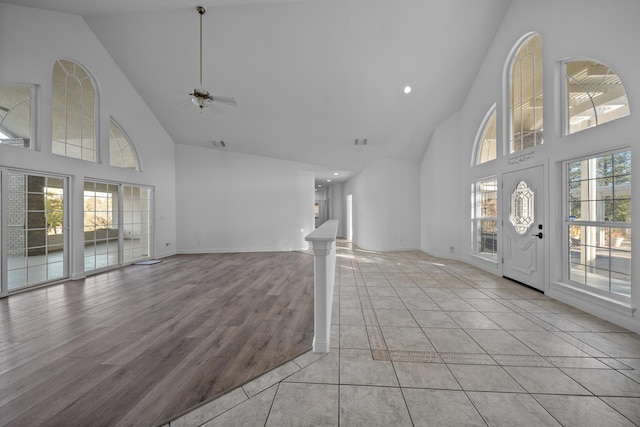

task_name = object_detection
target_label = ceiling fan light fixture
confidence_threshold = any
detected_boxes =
[185,6,236,112]
[191,88,212,109]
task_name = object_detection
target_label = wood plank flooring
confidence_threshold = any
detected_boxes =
[0,251,314,426]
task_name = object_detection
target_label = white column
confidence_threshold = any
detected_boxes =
[305,220,338,353]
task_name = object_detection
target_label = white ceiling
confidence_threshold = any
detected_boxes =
[5,0,512,185]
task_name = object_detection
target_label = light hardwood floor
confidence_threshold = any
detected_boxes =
[0,251,314,426]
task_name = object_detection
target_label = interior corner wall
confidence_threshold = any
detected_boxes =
[420,111,463,259]
[175,144,315,252]
[344,158,420,252]
[0,4,177,269]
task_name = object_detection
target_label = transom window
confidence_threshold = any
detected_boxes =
[565,150,631,297]
[475,107,497,165]
[509,33,543,154]
[51,59,97,162]
[565,60,630,135]
[0,85,32,149]
[110,118,140,170]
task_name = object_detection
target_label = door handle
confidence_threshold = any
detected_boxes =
[532,232,543,239]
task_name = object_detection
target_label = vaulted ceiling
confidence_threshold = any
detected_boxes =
[4,0,512,183]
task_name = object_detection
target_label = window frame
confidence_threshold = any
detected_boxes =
[562,57,631,136]
[0,85,35,150]
[471,175,499,263]
[562,148,631,300]
[51,59,99,162]
[506,32,543,155]
[109,117,141,171]
[472,105,497,166]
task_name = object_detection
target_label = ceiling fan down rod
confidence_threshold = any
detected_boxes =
[197,5,206,87]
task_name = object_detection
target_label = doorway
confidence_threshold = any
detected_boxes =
[2,171,68,293]
[502,165,545,291]
[346,194,353,241]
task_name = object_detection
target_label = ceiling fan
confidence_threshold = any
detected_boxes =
[188,6,236,111]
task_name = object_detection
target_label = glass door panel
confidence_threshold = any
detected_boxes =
[6,171,67,291]
[123,185,151,262]
[84,180,120,272]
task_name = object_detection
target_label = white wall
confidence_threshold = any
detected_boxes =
[420,111,464,259]
[344,158,420,251]
[175,144,315,252]
[421,0,640,330]
[0,4,177,277]
[328,183,344,238]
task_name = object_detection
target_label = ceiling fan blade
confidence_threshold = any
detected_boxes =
[211,95,237,106]
[178,98,193,108]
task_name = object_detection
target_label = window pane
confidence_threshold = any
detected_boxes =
[472,177,497,260]
[7,172,68,290]
[84,180,120,272]
[109,119,140,170]
[0,86,32,148]
[566,60,630,135]
[510,34,543,153]
[52,59,96,162]
[476,109,496,164]
[123,185,152,263]
[566,149,631,298]
[509,180,534,234]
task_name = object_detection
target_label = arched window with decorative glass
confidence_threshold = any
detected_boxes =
[509,33,543,154]
[474,106,497,165]
[0,85,32,149]
[51,59,97,162]
[109,118,140,171]
[564,59,630,135]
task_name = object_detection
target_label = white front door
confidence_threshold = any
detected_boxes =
[502,165,545,291]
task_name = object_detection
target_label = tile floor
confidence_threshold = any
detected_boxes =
[169,243,640,426]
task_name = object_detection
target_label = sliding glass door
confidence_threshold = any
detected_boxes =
[84,181,152,273]
[4,171,67,291]
[0,172,151,293]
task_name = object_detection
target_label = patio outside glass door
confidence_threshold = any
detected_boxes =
[5,171,67,291]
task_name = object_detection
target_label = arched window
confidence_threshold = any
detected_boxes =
[51,59,97,161]
[109,118,140,170]
[474,106,497,165]
[0,85,32,149]
[509,34,543,154]
[564,60,630,134]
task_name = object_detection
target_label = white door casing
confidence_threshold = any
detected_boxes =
[502,165,545,291]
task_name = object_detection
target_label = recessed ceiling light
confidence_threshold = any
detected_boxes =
[327,179,332,182]
[404,86,412,94]
[318,184,322,187]
[333,172,339,176]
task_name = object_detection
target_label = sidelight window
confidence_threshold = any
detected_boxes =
[472,177,498,261]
